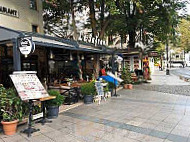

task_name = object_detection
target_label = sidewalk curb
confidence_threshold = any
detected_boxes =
[179,75,190,82]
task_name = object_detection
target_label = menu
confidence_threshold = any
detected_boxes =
[10,73,49,100]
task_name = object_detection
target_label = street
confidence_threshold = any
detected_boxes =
[170,67,190,79]
[1,68,190,142]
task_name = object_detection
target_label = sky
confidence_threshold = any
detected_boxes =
[187,4,190,15]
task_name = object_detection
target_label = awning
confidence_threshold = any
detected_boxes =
[0,26,113,54]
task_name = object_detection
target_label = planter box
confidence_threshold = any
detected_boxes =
[84,95,93,104]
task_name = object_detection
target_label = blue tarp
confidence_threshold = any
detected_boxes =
[100,75,118,86]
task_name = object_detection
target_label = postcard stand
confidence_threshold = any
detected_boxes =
[10,71,51,137]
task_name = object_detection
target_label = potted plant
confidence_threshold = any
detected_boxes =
[81,81,96,104]
[0,85,23,135]
[46,90,64,119]
[121,66,133,89]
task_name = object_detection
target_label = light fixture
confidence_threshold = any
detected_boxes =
[65,60,68,63]
[6,43,13,47]
[70,51,73,61]
[81,55,84,60]
[50,50,54,59]
[91,56,94,60]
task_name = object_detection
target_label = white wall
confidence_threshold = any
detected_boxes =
[0,0,43,33]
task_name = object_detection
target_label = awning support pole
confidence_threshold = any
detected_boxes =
[13,38,21,71]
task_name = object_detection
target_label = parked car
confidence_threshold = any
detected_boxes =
[171,63,183,68]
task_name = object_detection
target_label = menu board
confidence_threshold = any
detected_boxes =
[10,72,49,100]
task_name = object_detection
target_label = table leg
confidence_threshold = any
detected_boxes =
[37,101,52,125]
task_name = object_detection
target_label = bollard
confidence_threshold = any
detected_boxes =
[166,69,170,75]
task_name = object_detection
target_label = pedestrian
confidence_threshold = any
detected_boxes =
[159,64,162,71]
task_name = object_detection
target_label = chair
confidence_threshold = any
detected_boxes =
[60,86,78,105]
[95,81,106,105]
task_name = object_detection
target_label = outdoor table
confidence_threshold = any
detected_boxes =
[39,96,56,125]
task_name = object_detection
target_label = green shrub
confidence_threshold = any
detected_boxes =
[81,81,96,96]
[121,64,132,84]
[46,90,64,106]
[0,85,23,122]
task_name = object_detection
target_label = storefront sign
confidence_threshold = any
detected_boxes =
[148,51,158,57]
[0,6,19,17]
[10,72,49,100]
[19,38,35,56]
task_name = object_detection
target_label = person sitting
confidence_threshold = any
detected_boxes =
[100,66,107,76]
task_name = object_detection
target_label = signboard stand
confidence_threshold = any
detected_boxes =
[20,100,40,137]
[10,71,55,137]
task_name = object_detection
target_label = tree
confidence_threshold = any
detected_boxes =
[106,0,187,48]
[178,17,190,52]
[43,0,187,49]
[43,0,80,39]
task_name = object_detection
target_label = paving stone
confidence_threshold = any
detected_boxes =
[1,135,28,142]
[142,135,164,142]
[27,134,54,142]
[149,130,169,139]
[171,128,190,137]
[127,131,147,141]
[167,134,188,142]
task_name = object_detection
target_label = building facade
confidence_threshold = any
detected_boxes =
[0,0,43,33]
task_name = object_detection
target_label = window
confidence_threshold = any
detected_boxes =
[176,55,179,59]
[32,25,38,33]
[30,0,37,10]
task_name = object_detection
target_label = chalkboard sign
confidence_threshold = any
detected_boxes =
[10,71,49,100]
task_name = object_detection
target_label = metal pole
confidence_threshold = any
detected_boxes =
[111,52,115,74]
[170,51,171,68]
[166,40,170,75]
[13,38,21,71]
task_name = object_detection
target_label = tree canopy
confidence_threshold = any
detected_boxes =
[178,17,190,52]
[43,0,188,48]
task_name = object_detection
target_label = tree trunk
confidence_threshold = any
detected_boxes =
[89,0,97,37]
[128,30,136,48]
[99,18,110,39]
[70,0,78,40]
[100,0,105,31]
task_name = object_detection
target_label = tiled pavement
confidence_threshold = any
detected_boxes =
[1,69,190,142]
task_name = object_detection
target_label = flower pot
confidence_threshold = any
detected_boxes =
[84,95,93,104]
[47,106,59,119]
[127,84,133,89]
[1,120,18,135]
[123,84,128,89]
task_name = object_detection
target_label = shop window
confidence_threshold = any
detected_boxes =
[32,25,38,33]
[30,0,37,10]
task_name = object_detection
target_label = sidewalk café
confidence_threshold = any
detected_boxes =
[0,26,113,97]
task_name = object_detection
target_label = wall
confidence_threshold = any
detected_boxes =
[0,0,43,33]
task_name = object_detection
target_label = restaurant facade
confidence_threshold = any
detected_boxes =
[0,0,114,87]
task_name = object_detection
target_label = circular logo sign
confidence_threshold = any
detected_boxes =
[19,38,35,55]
